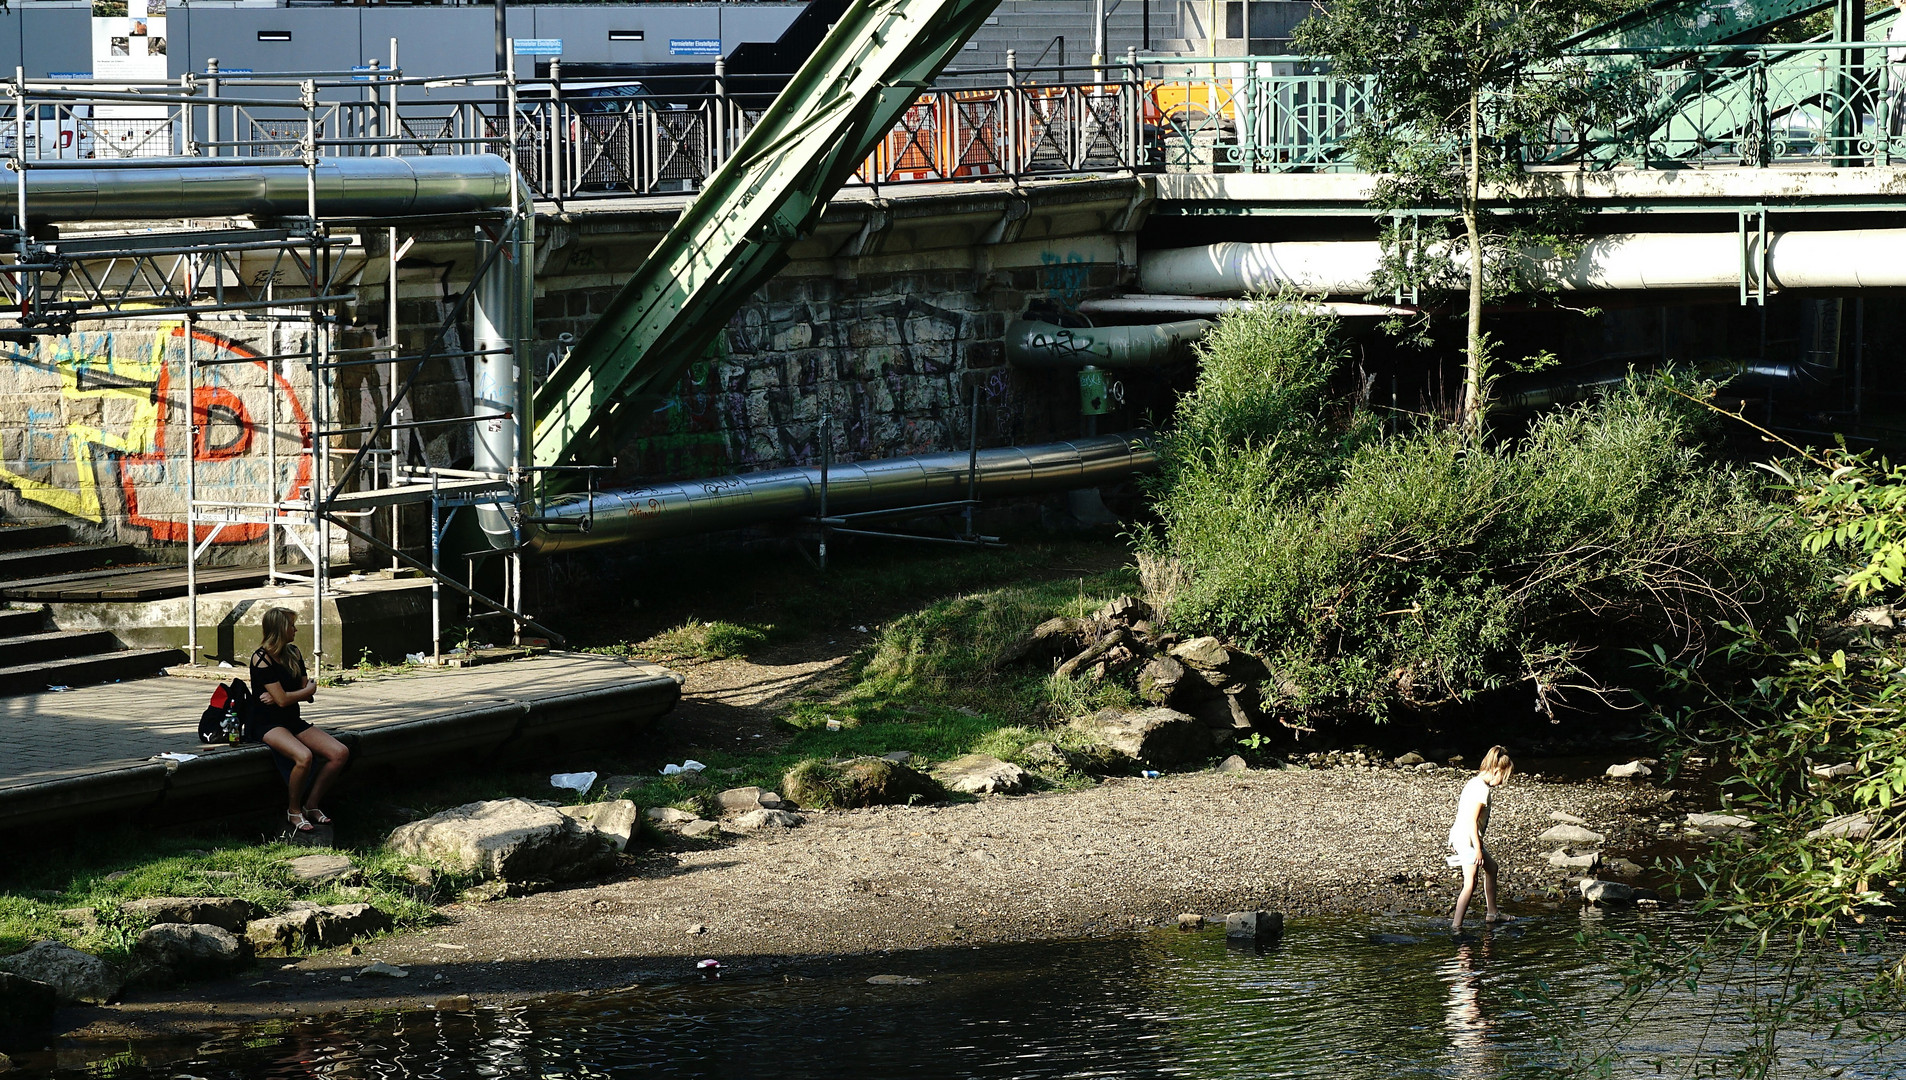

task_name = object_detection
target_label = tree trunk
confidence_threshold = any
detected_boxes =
[1462,86,1486,431]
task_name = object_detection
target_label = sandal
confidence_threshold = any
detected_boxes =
[305,808,333,826]
[287,812,316,834]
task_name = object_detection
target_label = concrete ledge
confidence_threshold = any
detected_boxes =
[0,654,683,835]
[0,762,170,831]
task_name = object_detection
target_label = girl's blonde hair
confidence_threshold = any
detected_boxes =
[260,606,306,683]
[1480,745,1515,783]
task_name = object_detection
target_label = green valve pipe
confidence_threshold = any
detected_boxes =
[1079,365,1110,416]
[1005,318,1214,370]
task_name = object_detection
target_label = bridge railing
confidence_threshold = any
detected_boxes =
[1,45,1896,204]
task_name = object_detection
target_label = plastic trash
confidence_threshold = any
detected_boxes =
[217,661,235,669]
[153,752,199,763]
[550,771,598,794]
[405,652,426,665]
[697,959,722,978]
[660,760,707,776]
[825,719,843,732]
[1141,770,1161,779]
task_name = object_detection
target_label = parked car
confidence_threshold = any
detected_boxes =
[0,104,96,159]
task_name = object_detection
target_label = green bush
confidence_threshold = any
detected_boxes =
[1141,299,1828,724]
[638,619,772,661]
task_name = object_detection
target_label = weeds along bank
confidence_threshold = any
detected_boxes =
[1134,300,1830,731]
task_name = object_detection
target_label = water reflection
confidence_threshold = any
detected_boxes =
[1440,937,1498,1080]
[29,912,1906,1080]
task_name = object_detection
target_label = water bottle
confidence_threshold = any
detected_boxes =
[1141,770,1161,779]
[223,706,240,745]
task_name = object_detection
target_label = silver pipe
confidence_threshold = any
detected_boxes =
[0,154,515,221]
[1005,317,1213,368]
[520,433,1158,556]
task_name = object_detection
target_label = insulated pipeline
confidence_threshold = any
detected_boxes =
[0,155,516,221]
[520,432,1157,555]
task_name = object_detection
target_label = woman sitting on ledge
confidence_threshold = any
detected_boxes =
[249,606,349,834]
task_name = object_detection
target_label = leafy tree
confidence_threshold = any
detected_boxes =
[1293,0,1642,426]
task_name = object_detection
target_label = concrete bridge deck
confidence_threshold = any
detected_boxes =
[0,653,682,834]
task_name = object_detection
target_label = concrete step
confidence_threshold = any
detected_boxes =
[0,608,47,639]
[0,629,125,668]
[0,525,72,553]
[0,544,143,583]
[0,647,186,696]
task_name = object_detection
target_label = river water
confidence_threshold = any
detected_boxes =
[27,909,1904,1079]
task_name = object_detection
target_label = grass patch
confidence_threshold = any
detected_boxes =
[617,619,774,662]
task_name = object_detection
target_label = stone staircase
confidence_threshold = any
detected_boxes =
[0,524,184,695]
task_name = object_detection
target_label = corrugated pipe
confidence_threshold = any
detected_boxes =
[519,433,1157,556]
[1141,230,1906,296]
[1005,318,1214,368]
[0,154,517,221]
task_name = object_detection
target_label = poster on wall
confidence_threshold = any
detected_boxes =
[91,0,171,157]
[91,0,167,81]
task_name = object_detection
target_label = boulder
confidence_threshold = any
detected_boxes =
[732,809,804,832]
[647,807,697,826]
[1177,913,1206,930]
[120,896,259,934]
[1017,741,1082,774]
[1136,655,1188,706]
[0,941,121,1005]
[783,757,945,809]
[716,787,787,814]
[0,972,56,1052]
[1225,910,1283,949]
[678,819,723,839]
[931,754,1030,796]
[1537,824,1606,845]
[128,923,245,985]
[880,751,914,765]
[1578,879,1636,905]
[1072,707,1211,767]
[1806,813,1875,841]
[559,800,640,852]
[356,961,408,978]
[1606,761,1653,780]
[1685,812,1757,839]
[286,853,357,886]
[245,910,322,957]
[1093,595,1152,625]
[1547,850,1600,872]
[386,798,618,883]
[312,904,393,948]
[1394,752,1427,767]
[1215,755,1249,774]
[1187,694,1254,733]
[1549,811,1588,826]
[1170,636,1233,672]
[1602,857,1645,878]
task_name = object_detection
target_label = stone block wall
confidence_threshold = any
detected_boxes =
[0,318,322,563]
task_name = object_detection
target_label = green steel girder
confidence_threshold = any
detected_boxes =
[1564,0,1836,55]
[1649,8,1898,159]
[531,0,1004,469]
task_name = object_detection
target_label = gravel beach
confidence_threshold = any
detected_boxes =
[71,762,1675,1042]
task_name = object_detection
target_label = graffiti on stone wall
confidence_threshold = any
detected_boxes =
[1040,251,1090,312]
[0,325,310,542]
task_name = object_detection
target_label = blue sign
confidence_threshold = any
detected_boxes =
[514,38,564,56]
[203,67,253,75]
[351,65,377,81]
[669,38,722,56]
[47,72,92,80]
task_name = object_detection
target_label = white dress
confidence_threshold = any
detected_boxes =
[1446,775,1493,867]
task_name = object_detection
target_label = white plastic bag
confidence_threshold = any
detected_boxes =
[550,771,598,794]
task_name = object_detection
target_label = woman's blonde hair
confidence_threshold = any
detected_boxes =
[259,606,306,683]
[1480,745,1515,783]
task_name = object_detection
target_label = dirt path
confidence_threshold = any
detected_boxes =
[70,760,1677,1041]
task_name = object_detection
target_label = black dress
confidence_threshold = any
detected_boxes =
[247,647,311,741]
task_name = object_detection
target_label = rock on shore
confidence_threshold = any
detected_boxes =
[387,798,621,883]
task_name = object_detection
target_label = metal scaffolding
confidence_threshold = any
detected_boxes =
[0,57,550,671]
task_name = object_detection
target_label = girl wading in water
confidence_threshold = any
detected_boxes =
[1447,745,1515,932]
[250,607,349,834]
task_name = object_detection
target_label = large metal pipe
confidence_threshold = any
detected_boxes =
[1005,317,1214,368]
[0,155,516,221]
[520,432,1157,555]
[1142,230,1906,297]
